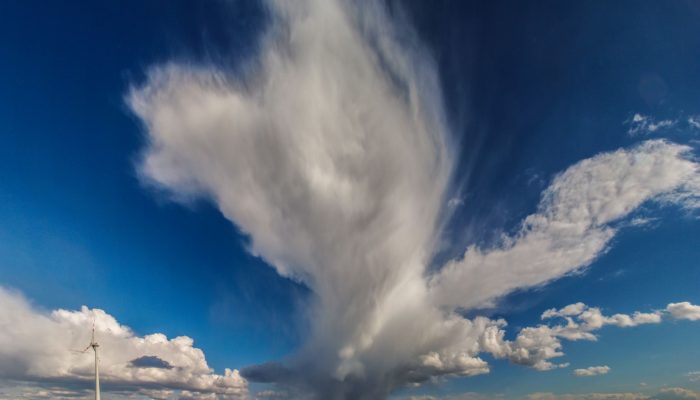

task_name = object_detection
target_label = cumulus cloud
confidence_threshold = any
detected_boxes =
[127,0,700,397]
[666,302,700,321]
[543,303,662,330]
[478,301,687,371]
[0,287,247,399]
[494,300,700,371]
[574,366,610,377]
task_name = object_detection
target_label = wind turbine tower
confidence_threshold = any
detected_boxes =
[79,325,101,400]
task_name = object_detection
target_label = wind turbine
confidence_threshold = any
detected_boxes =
[75,323,101,400]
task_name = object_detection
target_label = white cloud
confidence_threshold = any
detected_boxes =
[544,302,663,331]
[627,217,656,227]
[653,387,700,400]
[487,300,700,371]
[129,0,457,395]
[437,301,693,373]
[255,389,291,399]
[542,303,587,319]
[688,116,700,130]
[666,302,700,321]
[504,325,568,371]
[394,388,700,400]
[395,394,498,400]
[526,388,700,400]
[127,0,700,396]
[528,393,649,400]
[626,114,677,136]
[687,371,700,382]
[0,287,247,399]
[574,366,610,377]
[431,140,700,310]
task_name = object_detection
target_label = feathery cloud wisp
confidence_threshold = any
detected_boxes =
[626,114,677,136]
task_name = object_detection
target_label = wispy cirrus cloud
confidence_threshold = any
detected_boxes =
[688,116,700,130]
[625,112,700,136]
[626,114,677,136]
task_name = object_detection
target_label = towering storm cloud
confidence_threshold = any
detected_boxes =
[128,0,700,398]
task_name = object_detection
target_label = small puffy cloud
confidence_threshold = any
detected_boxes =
[495,300,697,371]
[0,286,247,399]
[410,299,700,378]
[687,371,700,382]
[574,366,610,377]
[666,302,700,321]
[542,303,587,319]
[580,309,662,328]
[543,303,662,330]
[505,326,567,371]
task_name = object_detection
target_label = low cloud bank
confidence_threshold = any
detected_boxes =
[3,284,698,399]
[0,287,247,399]
[394,387,700,400]
[528,387,700,400]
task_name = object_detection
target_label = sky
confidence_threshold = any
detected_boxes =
[0,1,700,399]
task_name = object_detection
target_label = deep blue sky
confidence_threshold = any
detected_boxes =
[1,1,699,397]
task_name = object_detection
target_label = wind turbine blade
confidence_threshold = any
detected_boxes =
[69,344,90,354]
